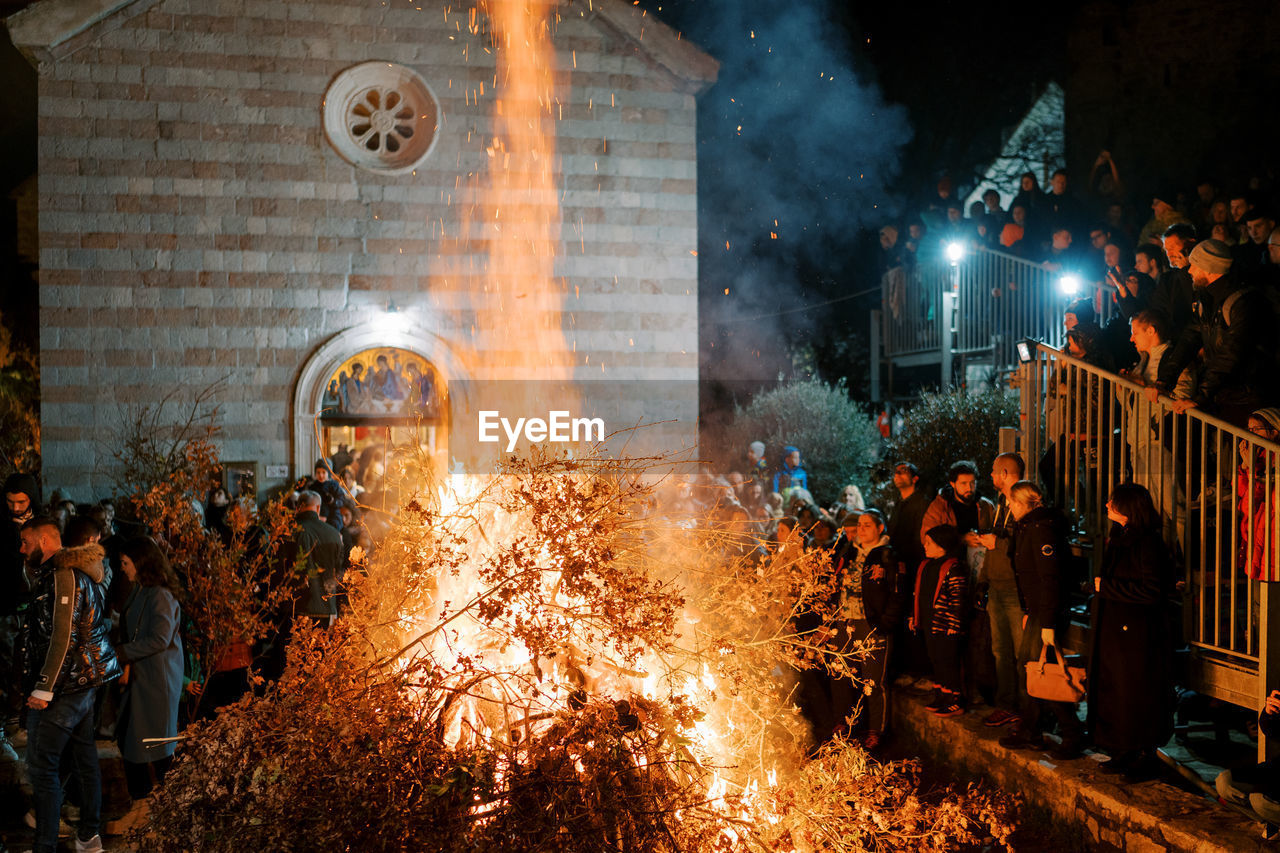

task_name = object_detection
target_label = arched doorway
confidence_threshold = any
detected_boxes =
[292,325,463,503]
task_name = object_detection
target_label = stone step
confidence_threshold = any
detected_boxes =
[892,690,1269,852]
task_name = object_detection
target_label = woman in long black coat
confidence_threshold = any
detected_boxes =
[1088,483,1176,781]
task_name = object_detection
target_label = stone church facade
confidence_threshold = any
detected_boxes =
[5,0,715,496]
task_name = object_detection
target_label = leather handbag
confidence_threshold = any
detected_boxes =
[1025,643,1087,703]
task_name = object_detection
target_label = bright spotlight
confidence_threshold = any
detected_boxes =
[945,241,965,264]
[1059,274,1081,296]
[374,300,411,336]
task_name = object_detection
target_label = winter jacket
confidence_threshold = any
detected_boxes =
[921,486,994,546]
[117,582,183,762]
[1238,447,1280,582]
[830,535,907,635]
[292,510,344,617]
[1163,272,1276,410]
[1087,524,1175,752]
[22,544,121,699]
[912,556,968,636]
[772,448,808,496]
[1009,505,1074,632]
[888,489,930,570]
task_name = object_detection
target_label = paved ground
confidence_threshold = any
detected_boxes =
[890,686,1271,852]
[0,729,134,853]
[0,690,1268,851]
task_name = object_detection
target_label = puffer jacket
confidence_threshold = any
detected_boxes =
[22,544,121,697]
[1009,506,1075,633]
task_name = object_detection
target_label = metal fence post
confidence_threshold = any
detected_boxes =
[940,291,955,388]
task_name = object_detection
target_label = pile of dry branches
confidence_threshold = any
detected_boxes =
[138,449,1017,852]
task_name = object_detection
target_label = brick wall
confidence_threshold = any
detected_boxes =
[32,0,705,496]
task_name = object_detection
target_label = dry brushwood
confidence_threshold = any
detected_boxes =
[142,448,1017,851]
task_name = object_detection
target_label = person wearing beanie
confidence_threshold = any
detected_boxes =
[1163,239,1279,427]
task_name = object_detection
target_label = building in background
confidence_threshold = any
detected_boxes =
[4,0,716,496]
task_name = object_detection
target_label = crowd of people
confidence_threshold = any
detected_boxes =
[0,418,1275,849]
[715,444,1180,781]
[0,456,383,853]
[884,159,1280,431]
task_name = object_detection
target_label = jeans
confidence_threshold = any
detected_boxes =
[26,688,101,852]
[986,582,1024,711]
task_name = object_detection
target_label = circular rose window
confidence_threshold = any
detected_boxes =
[323,62,440,174]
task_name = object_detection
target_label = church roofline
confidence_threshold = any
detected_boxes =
[581,0,718,94]
[4,0,718,93]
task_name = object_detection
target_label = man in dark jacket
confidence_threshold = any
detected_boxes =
[887,463,928,571]
[887,463,931,681]
[20,516,120,853]
[997,482,1084,760]
[292,491,345,624]
[1159,239,1276,427]
[1146,233,1194,345]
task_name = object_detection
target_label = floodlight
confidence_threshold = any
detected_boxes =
[945,241,965,264]
[1059,274,1082,296]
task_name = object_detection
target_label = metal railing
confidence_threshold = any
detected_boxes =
[1021,343,1280,724]
[882,245,1119,372]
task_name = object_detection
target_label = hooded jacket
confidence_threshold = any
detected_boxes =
[22,544,121,699]
[772,446,808,496]
[1162,271,1277,409]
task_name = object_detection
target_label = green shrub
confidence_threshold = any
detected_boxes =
[723,378,880,505]
[881,387,1019,502]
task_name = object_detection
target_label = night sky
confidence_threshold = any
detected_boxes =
[0,0,1069,386]
[639,0,1067,399]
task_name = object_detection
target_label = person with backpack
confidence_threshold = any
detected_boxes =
[1160,239,1279,429]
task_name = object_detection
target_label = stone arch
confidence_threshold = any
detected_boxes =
[291,323,465,478]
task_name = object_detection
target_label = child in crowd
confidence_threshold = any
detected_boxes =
[911,525,969,718]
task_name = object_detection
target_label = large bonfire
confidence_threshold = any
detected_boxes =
[140,3,1015,850]
[143,449,1016,852]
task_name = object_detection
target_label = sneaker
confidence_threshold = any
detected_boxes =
[982,709,1018,728]
[923,690,945,712]
[75,835,105,853]
[932,701,965,718]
